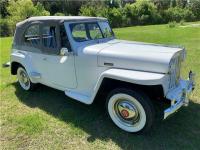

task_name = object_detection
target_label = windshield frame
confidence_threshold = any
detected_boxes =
[69,21,114,42]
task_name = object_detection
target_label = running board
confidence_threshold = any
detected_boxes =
[64,90,92,105]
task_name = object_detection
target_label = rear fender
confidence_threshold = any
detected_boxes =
[11,50,38,83]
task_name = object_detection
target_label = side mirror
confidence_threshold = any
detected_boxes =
[60,47,69,56]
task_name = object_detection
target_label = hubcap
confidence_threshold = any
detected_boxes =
[17,68,30,90]
[114,100,140,126]
[19,72,29,85]
[108,93,147,132]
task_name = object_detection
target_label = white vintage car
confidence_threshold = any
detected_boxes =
[11,16,195,133]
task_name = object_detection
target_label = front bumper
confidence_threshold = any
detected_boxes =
[164,71,195,119]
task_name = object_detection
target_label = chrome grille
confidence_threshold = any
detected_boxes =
[169,56,181,89]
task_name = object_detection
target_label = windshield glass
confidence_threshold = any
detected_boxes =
[98,21,114,38]
[70,21,114,42]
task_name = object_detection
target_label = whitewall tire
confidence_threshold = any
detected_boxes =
[106,88,155,133]
[17,67,35,91]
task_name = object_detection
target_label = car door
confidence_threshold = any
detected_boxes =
[22,22,48,83]
[39,22,77,90]
[27,22,77,90]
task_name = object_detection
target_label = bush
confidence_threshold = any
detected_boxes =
[80,5,123,28]
[107,8,123,27]
[164,7,195,22]
[180,20,185,26]
[79,5,97,17]
[131,0,162,25]
[97,7,109,18]
[79,0,196,28]
[79,4,110,19]
[183,9,195,21]
[7,0,50,31]
[0,19,12,37]
[168,21,177,28]
[122,4,137,25]
[54,12,65,16]
[189,0,200,20]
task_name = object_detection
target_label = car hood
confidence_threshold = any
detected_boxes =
[85,39,185,73]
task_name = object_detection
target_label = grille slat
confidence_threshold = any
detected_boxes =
[169,56,181,89]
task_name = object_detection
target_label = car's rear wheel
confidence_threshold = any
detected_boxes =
[106,88,155,133]
[17,67,35,91]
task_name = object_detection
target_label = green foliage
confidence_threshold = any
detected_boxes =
[151,0,171,10]
[131,0,162,25]
[80,0,162,27]
[0,19,11,37]
[34,3,50,16]
[1,22,200,149]
[0,0,9,18]
[54,12,65,16]
[79,5,98,17]
[108,8,123,27]
[15,113,47,135]
[34,0,85,15]
[122,4,136,26]
[189,0,200,20]
[176,0,188,8]
[164,7,195,22]
[168,21,177,28]
[183,9,195,21]
[80,5,123,27]
[180,19,185,25]
[0,0,200,37]
[7,0,50,31]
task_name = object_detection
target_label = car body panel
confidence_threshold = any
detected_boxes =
[97,39,184,73]
[64,68,168,104]
[10,16,195,120]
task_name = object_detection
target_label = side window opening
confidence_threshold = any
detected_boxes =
[24,24,40,47]
[42,25,57,49]
[60,24,71,51]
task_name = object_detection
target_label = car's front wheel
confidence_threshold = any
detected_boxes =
[106,88,155,133]
[17,67,36,91]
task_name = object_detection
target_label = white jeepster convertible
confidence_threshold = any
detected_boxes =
[11,16,195,133]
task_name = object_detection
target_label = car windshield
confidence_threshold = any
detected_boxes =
[70,21,114,42]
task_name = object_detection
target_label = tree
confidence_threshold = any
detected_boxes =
[0,0,9,18]
[151,0,171,10]
[170,0,177,7]
[32,0,86,15]
[7,0,49,31]
[189,0,200,20]
[176,0,188,8]
[164,6,195,22]
[131,0,161,25]
[108,8,123,27]
[0,19,11,37]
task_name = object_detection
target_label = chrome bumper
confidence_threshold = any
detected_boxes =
[164,71,195,119]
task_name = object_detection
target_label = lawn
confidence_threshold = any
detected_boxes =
[0,23,200,149]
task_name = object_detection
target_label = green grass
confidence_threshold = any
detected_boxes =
[14,113,47,135]
[1,23,200,149]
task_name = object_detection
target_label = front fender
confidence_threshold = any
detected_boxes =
[90,69,169,103]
